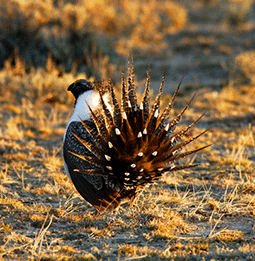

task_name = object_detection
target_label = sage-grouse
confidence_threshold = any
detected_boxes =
[63,64,208,211]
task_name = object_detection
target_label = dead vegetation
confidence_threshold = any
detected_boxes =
[0,0,187,70]
[0,50,254,260]
[0,0,255,260]
[1,0,253,70]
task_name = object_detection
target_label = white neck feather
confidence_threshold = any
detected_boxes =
[69,90,100,123]
[64,90,112,140]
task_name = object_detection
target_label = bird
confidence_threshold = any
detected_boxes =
[63,63,209,212]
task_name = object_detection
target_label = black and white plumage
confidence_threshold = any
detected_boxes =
[63,65,209,211]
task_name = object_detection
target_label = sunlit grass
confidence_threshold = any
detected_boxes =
[0,0,188,62]
[0,52,255,259]
[0,0,254,259]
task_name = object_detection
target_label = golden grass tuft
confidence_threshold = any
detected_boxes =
[148,209,190,239]
[226,0,254,26]
[0,197,24,210]
[234,51,255,85]
[0,222,13,234]
[212,229,244,243]
[116,0,187,55]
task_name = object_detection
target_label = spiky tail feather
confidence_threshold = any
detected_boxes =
[70,64,209,211]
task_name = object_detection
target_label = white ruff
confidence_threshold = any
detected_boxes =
[64,90,112,141]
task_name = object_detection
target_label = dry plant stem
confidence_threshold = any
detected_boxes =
[32,213,54,256]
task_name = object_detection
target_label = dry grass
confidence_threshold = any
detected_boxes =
[0,51,254,260]
[201,0,254,27]
[225,0,254,26]
[233,51,255,85]
[0,1,255,258]
[115,0,187,55]
[0,0,188,70]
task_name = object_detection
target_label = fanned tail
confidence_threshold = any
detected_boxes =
[68,64,209,210]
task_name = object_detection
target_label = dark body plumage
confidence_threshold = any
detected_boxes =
[63,65,208,211]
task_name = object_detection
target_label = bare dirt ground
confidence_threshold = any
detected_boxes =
[0,0,255,260]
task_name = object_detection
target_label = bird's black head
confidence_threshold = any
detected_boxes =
[68,79,93,100]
